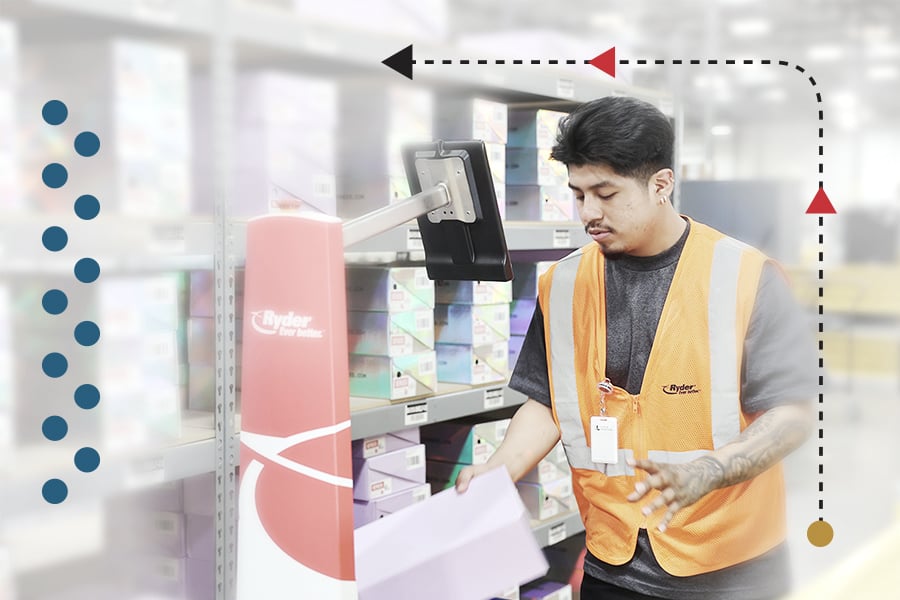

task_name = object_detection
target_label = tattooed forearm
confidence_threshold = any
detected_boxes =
[710,403,813,489]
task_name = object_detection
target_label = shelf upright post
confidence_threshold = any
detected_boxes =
[212,1,239,599]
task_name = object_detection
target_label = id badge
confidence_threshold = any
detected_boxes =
[590,416,618,463]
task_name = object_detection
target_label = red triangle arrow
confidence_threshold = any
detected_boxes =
[806,187,837,214]
[590,47,616,78]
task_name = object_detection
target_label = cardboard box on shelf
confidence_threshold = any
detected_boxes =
[436,341,509,385]
[506,185,575,222]
[352,428,420,460]
[348,309,434,356]
[435,279,513,305]
[507,109,568,148]
[346,266,434,313]
[348,351,436,401]
[506,147,568,187]
[353,482,431,527]
[434,303,510,346]
[516,476,576,521]
[434,97,508,144]
[422,418,510,465]
[352,444,427,501]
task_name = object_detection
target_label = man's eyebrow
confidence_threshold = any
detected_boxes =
[568,181,617,191]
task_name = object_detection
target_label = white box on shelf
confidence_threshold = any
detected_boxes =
[348,309,434,356]
[352,427,421,460]
[505,147,568,187]
[435,97,508,144]
[434,303,510,346]
[346,266,434,313]
[352,444,427,501]
[435,279,513,305]
[436,341,509,385]
[353,482,431,528]
[349,351,436,401]
[506,185,575,222]
[422,418,510,466]
[507,109,568,148]
[516,476,576,521]
[519,442,571,485]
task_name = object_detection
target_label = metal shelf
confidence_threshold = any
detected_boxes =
[0,411,216,519]
[532,510,585,548]
[27,0,214,34]
[0,217,215,274]
[349,383,527,439]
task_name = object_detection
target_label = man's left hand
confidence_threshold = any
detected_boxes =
[625,456,725,532]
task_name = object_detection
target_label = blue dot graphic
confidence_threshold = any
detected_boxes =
[42,289,68,315]
[74,321,100,346]
[42,415,68,441]
[42,352,68,378]
[42,479,68,504]
[74,384,100,410]
[74,447,101,473]
[42,226,68,252]
[74,258,100,283]
[42,100,68,126]
[42,163,68,189]
[74,194,100,220]
[74,132,100,157]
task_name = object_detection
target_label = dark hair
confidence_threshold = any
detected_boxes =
[550,96,674,183]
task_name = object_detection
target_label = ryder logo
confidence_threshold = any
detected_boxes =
[661,383,701,395]
[250,310,325,339]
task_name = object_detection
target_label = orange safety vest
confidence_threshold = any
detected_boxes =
[538,218,786,576]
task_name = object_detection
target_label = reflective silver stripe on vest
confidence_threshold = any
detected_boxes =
[598,449,636,476]
[548,250,597,471]
[708,237,747,449]
[647,449,710,465]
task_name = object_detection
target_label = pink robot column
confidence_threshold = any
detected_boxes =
[237,213,357,599]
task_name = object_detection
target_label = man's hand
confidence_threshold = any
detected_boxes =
[454,463,497,493]
[626,456,726,532]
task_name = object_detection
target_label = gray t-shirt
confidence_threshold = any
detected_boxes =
[508,220,816,599]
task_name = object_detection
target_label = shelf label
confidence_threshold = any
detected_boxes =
[404,401,428,426]
[548,522,567,546]
[406,227,424,251]
[125,454,166,489]
[553,229,572,248]
[483,387,504,410]
[556,79,575,99]
[150,223,187,254]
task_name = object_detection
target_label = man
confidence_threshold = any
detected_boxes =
[456,96,815,599]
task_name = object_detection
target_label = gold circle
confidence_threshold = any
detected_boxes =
[807,520,834,547]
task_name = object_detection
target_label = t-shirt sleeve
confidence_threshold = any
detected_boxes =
[740,262,818,414]
[508,300,552,407]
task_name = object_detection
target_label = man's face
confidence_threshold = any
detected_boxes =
[569,163,663,257]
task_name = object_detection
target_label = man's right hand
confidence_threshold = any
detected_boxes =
[454,463,496,493]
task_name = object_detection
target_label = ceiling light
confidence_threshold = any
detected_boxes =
[711,125,733,136]
[728,18,772,38]
[806,44,844,62]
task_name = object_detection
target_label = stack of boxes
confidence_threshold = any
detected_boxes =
[186,270,245,412]
[105,476,214,599]
[434,97,508,219]
[97,276,185,451]
[195,70,337,217]
[423,417,510,492]
[0,20,17,211]
[515,442,576,521]
[352,428,430,527]
[505,109,573,222]
[509,262,554,369]
[22,39,191,216]
[434,280,512,385]
[346,265,437,401]
[337,83,434,219]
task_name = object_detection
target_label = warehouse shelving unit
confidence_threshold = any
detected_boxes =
[1,1,676,598]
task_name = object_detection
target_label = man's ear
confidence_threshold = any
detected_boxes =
[651,168,675,196]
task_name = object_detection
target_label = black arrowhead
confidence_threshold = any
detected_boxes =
[383,45,413,80]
